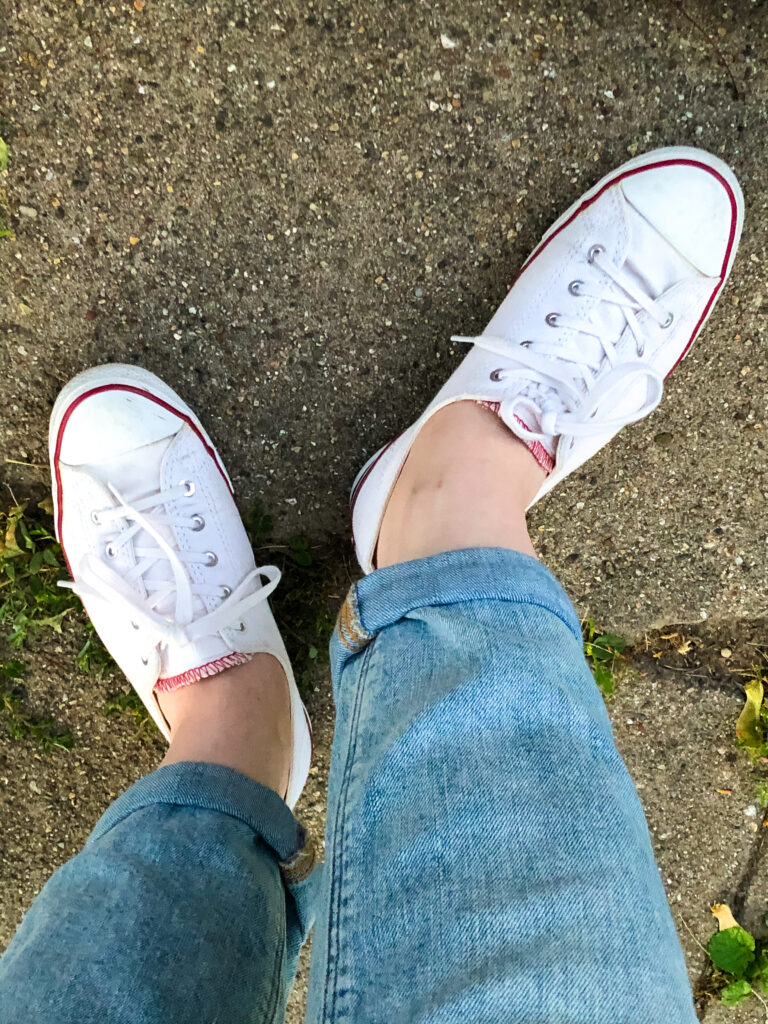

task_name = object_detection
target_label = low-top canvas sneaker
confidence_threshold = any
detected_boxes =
[351,146,744,573]
[50,365,311,809]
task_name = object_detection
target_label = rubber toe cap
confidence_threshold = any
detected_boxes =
[57,387,183,465]
[621,159,741,278]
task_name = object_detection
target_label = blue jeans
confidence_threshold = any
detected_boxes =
[0,549,696,1023]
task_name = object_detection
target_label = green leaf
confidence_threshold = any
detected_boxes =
[288,535,313,566]
[753,947,768,987]
[590,643,613,663]
[42,548,59,567]
[0,137,8,172]
[308,645,318,660]
[1,660,25,679]
[289,548,313,567]
[708,926,756,977]
[737,679,765,757]
[595,632,627,653]
[17,519,35,551]
[720,979,752,1006]
[28,550,44,574]
[593,660,614,697]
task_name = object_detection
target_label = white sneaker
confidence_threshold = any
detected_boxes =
[50,365,312,809]
[351,146,744,573]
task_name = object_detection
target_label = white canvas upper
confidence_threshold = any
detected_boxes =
[351,147,744,574]
[50,364,311,809]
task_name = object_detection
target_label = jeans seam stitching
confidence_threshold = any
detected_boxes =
[321,642,372,1021]
[265,878,287,1024]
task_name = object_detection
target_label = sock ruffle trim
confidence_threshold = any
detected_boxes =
[154,652,253,692]
[476,401,555,474]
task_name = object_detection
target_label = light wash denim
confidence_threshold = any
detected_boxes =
[0,549,697,1023]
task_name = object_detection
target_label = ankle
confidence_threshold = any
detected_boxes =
[376,402,546,569]
[157,654,292,798]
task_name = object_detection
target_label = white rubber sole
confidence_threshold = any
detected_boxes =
[50,363,312,809]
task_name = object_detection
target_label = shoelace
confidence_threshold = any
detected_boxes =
[60,481,279,653]
[451,244,674,443]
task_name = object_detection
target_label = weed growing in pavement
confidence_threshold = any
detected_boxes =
[0,499,117,749]
[735,662,768,760]
[0,501,80,646]
[0,658,74,751]
[0,136,12,240]
[705,904,768,1010]
[582,618,627,697]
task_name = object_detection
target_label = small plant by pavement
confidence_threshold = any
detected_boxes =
[0,500,80,646]
[735,662,768,761]
[0,499,110,749]
[0,134,12,240]
[705,904,768,1010]
[582,618,627,697]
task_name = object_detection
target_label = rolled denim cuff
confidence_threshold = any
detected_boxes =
[337,547,581,654]
[89,761,312,875]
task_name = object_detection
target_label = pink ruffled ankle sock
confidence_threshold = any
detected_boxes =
[476,401,554,474]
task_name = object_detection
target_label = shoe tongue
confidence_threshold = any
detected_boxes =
[83,435,171,496]
[83,435,206,623]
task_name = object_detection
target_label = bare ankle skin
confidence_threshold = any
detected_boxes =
[376,401,547,569]
[157,654,292,798]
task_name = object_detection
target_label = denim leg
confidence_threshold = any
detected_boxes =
[0,762,317,1024]
[306,548,697,1024]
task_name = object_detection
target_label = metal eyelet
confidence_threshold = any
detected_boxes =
[489,368,505,383]
[661,311,674,329]
[587,244,605,263]
[190,514,205,532]
[568,280,583,296]
[141,655,149,666]
[545,312,561,327]
[131,621,140,631]
[204,551,218,567]
[105,543,117,559]
[520,339,533,348]
[220,585,232,598]
[90,510,101,525]
[236,621,246,632]
[180,480,195,497]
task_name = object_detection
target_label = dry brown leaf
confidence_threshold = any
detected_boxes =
[711,903,740,931]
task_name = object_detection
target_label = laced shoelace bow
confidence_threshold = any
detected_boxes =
[452,244,674,443]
